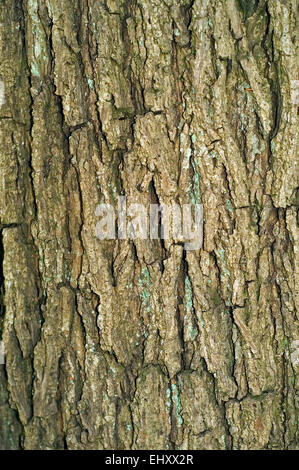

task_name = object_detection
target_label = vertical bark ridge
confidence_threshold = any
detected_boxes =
[0,0,297,449]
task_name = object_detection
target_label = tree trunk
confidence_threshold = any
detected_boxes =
[0,0,298,450]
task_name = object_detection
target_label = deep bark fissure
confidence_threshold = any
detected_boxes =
[0,0,297,450]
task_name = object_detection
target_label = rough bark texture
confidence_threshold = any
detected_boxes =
[0,0,298,450]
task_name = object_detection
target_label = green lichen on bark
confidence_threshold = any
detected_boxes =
[0,0,298,450]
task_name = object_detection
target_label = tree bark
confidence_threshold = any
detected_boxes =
[0,0,298,450]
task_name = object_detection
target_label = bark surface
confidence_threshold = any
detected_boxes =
[0,0,298,450]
